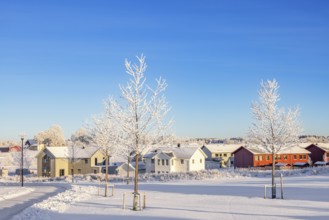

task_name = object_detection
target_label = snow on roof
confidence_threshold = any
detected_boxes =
[314,161,327,165]
[298,143,314,148]
[146,146,205,159]
[316,143,329,151]
[275,162,288,167]
[293,162,308,166]
[168,147,202,159]
[143,152,157,159]
[25,139,38,146]
[45,146,101,159]
[204,144,242,153]
[245,147,265,155]
[278,146,310,154]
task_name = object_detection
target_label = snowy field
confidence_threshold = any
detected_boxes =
[12,169,329,220]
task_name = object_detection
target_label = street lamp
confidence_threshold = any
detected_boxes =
[19,133,25,187]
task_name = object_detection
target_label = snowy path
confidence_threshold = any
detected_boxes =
[0,184,69,220]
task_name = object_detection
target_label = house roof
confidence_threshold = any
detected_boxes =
[298,143,314,148]
[232,146,265,155]
[293,162,308,166]
[203,144,242,153]
[314,161,327,165]
[43,146,101,159]
[25,139,38,146]
[143,152,157,159]
[316,143,329,152]
[278,146,311,154]
[233,145,311,155]
[146,146,207,160]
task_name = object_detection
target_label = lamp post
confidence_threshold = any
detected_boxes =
[20,133,25,187]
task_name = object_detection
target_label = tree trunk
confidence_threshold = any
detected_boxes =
[105,155,109,197]
[127,157,130,185]
[72,163,74,183]
[133,152,139,210]
[272,152,276,199]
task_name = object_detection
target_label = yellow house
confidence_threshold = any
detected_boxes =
[201,144,242,167]
[36,146,105,177]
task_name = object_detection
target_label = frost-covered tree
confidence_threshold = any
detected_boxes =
[35,125,65,146]
[108,55,172,210]
[11,150,34,170]
[71,128,92,147]
[66,140,83,183]
[248,79,302,199]
[86,111,120,197]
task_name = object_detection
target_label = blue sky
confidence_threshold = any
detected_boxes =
[1,0,329,141]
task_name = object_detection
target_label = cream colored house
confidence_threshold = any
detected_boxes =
[36,146,105,177]
[201,144,242,167]
[144,146,207,174]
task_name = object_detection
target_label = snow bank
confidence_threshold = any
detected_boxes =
[13,185,97,220]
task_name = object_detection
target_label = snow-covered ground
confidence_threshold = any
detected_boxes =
[12,168,329,220]
[0,186,34,201]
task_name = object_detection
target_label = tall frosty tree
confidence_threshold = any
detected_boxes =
[86,112,120,197]
[107,55,172,210]
[35,124,65,146]
[248,79,302,198]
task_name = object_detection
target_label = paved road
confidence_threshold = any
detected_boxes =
[0,183,69,220]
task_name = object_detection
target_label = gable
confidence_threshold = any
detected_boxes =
[190,148,207,159]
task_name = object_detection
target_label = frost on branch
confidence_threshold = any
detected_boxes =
[248,79,302,154]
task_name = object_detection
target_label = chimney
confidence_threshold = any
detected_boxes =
[177,143,181,148]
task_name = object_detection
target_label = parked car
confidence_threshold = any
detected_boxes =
[15,168,31,175]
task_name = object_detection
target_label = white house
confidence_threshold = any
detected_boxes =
[144,146,207,174]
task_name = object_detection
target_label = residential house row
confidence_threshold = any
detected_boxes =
[34,143,329,178]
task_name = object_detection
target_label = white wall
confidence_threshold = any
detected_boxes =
[189,150,206,171]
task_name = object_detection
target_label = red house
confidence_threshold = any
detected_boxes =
[233,146,310,168]
[305,144,329,165]
[10,146,22,152]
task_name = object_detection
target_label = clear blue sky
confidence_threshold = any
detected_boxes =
[1,0,329,141]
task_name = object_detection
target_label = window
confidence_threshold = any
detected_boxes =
[158,171,160,174]
[192,159,195,164]
[71,169,73,174]
[166,160,169,166]
[255,156,259,161]
[95,158,98,166]
[78,169,81,174]
[162,159,165,166]
[200,159,202,163]
[158,159,160,165]
[172,160,174,166]
[215,154,219,157]
[277,155,281,160]
[327,153,329,157]
[294,155,297,160]
[94,169,97,174]
[181,159,184,164]
[284,155,287,160]
[259,156,263,161]
[223,153,227,157]
[266,155,270,161]
[303,155,306,159]
[299,155,302,159]
[59,169,65,176]
[84,159,88,164]
[219,154,222,157]
[151,159,155,164]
